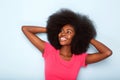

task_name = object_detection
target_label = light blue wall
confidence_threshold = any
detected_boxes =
[0,0,120,80]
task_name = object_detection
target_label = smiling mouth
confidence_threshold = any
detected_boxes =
[60,37,67,41]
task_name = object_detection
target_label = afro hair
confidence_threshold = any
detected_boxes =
[46,9,96,55]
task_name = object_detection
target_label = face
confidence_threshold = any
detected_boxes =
[58,24,75,46]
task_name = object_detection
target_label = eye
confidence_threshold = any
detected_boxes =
[66,30,72,34]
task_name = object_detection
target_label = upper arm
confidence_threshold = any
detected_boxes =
[86,39,112,64]
[86,51,112,64]
[22,26,46,53]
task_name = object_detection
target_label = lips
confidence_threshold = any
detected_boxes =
[60,37,67,41]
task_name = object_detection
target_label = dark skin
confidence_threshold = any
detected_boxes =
[22,25,112,64]
[58,25,75,61]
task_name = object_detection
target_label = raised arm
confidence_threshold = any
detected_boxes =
[22,26,47,53]
[86,39,112,64]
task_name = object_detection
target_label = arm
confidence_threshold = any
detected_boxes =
[86,39,112,64]
[22,26,47,53]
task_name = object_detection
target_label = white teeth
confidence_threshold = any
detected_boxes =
[60,37,67,41]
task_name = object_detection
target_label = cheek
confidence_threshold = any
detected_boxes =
[58,33,60,37]
[68,35,74,41]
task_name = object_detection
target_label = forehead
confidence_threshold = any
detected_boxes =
[62,24,74,31]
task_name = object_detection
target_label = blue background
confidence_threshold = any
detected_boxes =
[0,0,120,80]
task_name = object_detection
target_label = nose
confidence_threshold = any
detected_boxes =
[61,31,66,36]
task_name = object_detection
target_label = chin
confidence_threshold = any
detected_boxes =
[59,42,66,45]
[59,42,70,46]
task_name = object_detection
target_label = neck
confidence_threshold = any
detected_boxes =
[60,46,72,57]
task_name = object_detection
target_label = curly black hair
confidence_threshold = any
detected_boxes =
[46,9,96,55]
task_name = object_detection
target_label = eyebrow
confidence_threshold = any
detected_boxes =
[61,27,75,32]
[61,28,73,32]
[66,28,74,32]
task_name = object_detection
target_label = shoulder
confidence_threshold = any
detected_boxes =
[73,53,88,67]
[73,53,88,62]
[44,42,56,51]
[42,42,57,58]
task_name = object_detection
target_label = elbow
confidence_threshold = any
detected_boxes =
[21,26,27,32]
[106,50,112,57]
[21,26,25,32]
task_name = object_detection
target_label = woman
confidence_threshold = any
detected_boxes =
[22,9,112,80]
